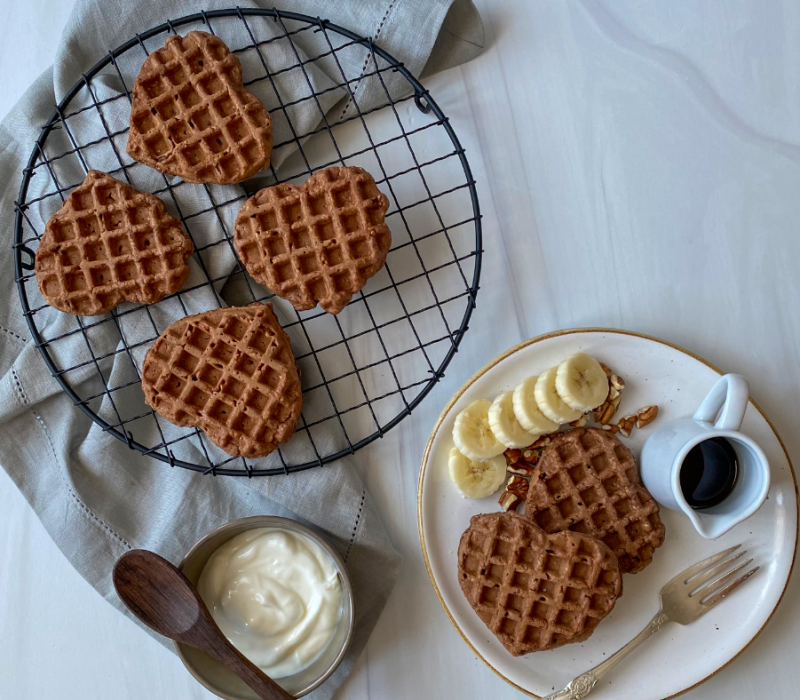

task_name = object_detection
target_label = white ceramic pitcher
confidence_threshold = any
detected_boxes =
[640,374,770,540]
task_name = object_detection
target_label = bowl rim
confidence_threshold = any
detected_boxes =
[175,514,356,699]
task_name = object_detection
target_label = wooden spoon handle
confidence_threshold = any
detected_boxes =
[209,640,294,700]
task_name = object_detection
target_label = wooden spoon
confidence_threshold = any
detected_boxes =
[113,549,293,700]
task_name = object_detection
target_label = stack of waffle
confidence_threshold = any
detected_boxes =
[457,427,665,655]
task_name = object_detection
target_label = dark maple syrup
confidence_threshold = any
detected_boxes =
[679,437,739,509]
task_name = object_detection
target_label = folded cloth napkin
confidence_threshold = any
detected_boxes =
[0,0,484,698]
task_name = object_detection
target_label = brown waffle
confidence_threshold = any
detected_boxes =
[458,512,622,655]
[233,166,392,314]
[525,428,666,574]
[35,170,193,316]
[127,31,272,184]
[141,303,302,458]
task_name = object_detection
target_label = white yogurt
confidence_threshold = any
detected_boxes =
[197,527,343,679]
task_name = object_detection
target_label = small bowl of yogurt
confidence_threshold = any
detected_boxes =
[176,515,355,699]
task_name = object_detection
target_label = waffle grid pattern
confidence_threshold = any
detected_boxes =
[12,9,481,476]
[526,428,666,574]
[142,305,301,458]
[34,170,192,315]
[235,166,391,314]
[127,31,272,184]
[458,512,622,655]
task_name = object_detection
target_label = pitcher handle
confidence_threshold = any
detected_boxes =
[693,374,749,430]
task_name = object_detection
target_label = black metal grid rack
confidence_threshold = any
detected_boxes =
[12,8,482,476]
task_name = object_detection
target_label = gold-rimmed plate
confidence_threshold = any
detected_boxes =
[418,329,798,699]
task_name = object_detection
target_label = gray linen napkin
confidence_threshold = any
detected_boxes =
[0,1,484,698]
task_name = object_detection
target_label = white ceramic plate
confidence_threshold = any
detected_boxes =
[418,329,797,700]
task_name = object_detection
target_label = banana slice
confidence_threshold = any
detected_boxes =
[556,352,609,411]
[512,376,561,435]
[448,448,507,499]
[453,399,506,461]
[534,367,583,423]
[488,391,537,448]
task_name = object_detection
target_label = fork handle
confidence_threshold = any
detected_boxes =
[542,611,670,700]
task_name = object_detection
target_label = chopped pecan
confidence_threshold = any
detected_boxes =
[610,374,626,392]
[505,448,521,464]
[636,405,659,428]
[530,435,552,449]
[507,475,529,494]
[570,414,589,428]
[522,450,540,465]
[498,490,522,511]
[507,462,534,477]
[601,423,620,434]
[599,362,613,377]
[617,415,637,438]
[595,394,621,425]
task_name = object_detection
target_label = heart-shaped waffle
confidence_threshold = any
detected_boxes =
[458,512,622,655]
[234,166,392,314]
[35,170,193,316]
[142,303,301,458]
[127,31,272,184]
[525,428,666,574]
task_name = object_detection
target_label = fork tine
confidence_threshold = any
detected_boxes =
[691,558,753,597]
[667,545,741,587]
[701,566,760,609]
[686,550,747,590]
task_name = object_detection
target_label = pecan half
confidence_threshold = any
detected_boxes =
[636,405,659,428]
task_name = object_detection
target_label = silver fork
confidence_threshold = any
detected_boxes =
[543,544,759,700]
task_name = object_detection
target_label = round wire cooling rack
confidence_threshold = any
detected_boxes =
[12,8,482,476]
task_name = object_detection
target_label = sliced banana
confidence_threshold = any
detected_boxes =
[488,391,537,448]
[453,398,506,461]
[448,448,507,499]
[534,367,583,423]
[556,352,609,411]
[512,376,561,435]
